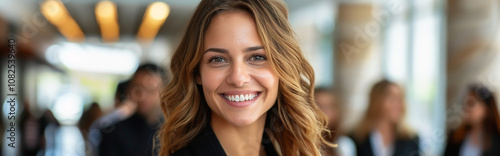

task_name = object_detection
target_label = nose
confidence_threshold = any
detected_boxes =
[226,61,251,87]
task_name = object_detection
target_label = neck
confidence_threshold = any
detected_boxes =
[140,109,161,126]
[211,112,267,156]
[471,122,483,133]
[469,123,483,145]
[376,119,395,147]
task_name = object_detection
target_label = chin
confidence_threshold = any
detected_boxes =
[224,113,262,127]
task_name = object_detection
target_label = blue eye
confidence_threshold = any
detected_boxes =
[209,56,227,63]
[249,55,266,61]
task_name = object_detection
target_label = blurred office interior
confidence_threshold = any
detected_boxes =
[1,0,500,155]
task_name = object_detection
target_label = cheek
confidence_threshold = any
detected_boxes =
[387,99,402,113]
[474,105,487,119]
[152,89,161,101]
[325,110,335,119]
[383,102,392,113]
[396,103,403,114]
[254,68,279,96]
[200,66,226,93]
[385,102,401,119]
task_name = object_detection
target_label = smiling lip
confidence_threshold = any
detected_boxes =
[219,91,261,108]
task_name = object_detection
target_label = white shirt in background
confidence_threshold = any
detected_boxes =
[370,130,394,156]
[336,135,357,156]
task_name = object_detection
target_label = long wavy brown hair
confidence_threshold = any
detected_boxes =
[157,0,332,155]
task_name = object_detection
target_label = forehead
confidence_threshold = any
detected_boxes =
[467,93,482,101]
[131,71,161,84]
[203,9,262,48]
[386,84,401,93]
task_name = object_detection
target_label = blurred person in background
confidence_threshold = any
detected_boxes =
[39,110,60,156]
[78,102,103,138]
[98,63,167,156]
[20,100,42,156]
[19,100,60,156]
[78,102,103,155]
[114,80,132,108]
[88,80,136,156]
[351,80,420,156]
[444,85,500,156]
[315,87,356,156]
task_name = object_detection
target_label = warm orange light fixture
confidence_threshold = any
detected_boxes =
[137,2,170,41]
[41,0,85,42]
[95,1,119,42]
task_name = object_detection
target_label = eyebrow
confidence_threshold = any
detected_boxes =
[245,46,264,52]
[204,48,228,53]
[203,46,264,53]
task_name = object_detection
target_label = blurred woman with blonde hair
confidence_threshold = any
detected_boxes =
[157,0,333,155]
[315,87,356,156]
[351,80,420,156]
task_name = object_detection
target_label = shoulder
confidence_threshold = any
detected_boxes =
[348,133,372,156]
[98,114,142,141]
[485,133,500,155]
[347,132,369,147]
[94,111,125,129]
[105,113,143,129]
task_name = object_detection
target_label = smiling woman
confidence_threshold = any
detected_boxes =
[198,10,279,130]
[158,0,333,155]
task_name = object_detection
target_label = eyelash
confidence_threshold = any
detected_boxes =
[249,54,267,62]
[208,56,227,63]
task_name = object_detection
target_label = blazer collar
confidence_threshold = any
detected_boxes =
[187,123,278,156]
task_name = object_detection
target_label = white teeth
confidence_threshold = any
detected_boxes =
[224,93,258,102]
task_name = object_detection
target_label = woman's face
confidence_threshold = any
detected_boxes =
[464,94,486,125]
[197,10,279,127]
[382,85,404,123]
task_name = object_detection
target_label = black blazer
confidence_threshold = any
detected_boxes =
[350,134,420,156]
[172,124,278,156]
[99,113,160,156]
[443,132,500,156]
